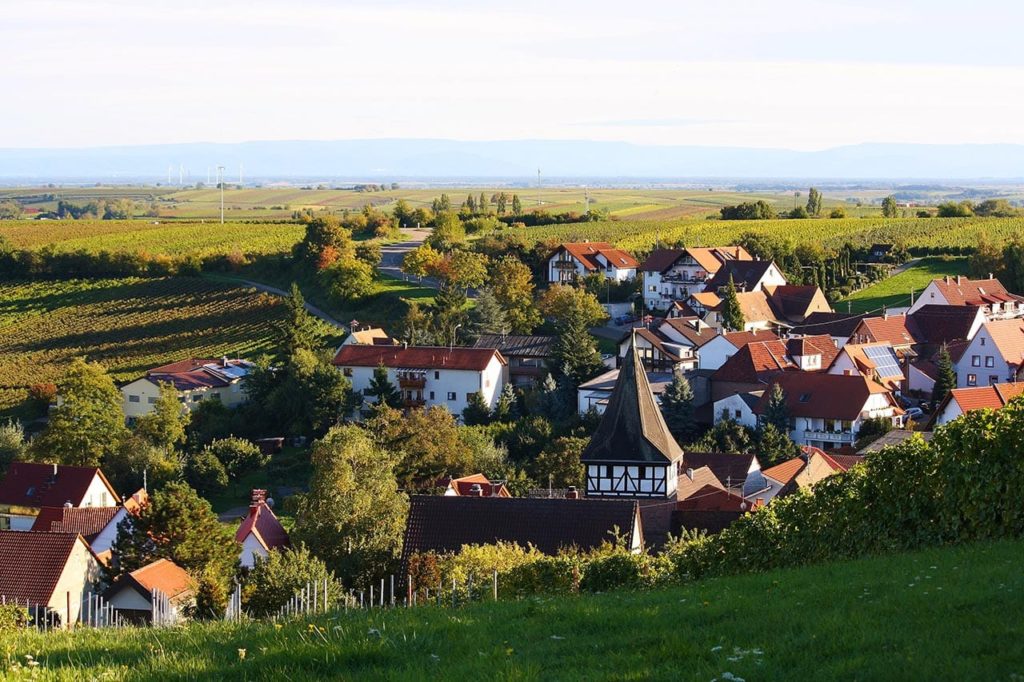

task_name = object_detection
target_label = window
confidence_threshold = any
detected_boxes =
[429,391,435,400]
[209,393,221,401]
[192,394,203,402]
[981,337,986,346]
[967,374,977,386]
[734,409,741,419]
[985,356,994,368]
[147,396,158,404]
[434,371,440,380]
[972,355,981,367]
[990,376,999,385]
[343,367,353,377]
[128,395,140,403]
[447,392,456,401]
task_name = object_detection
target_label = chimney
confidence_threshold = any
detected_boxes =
[467,483,484,497]
[989,272,994,280]
[222,356,229,367]
[956,275,962,285]
[250,488,267,510]
[565,486,580,499]
[685,467,694,481]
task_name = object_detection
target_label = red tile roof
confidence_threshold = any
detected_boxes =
[144,358,253,391]
[722,329,781,348]
[853,314,918,347]
[0,531,88,605]
[676,484,748,512]
[755,372,897,421]
[928,276,1020,306]
[123,559,195,601]
[30,506,121,541]
[556,242,638,271]
[445,473,511,498]
[0,463,119,509]
[946,382,1024,414]
[235,502,290,552]
[332,345,505,371]
[639,246,750,274]
[676,466,725,501]
[712,334,836,384]
[761,457,806,486]
[148,358,220,374]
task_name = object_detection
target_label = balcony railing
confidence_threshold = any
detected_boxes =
[398,377,426,389]
[803,429,855,442]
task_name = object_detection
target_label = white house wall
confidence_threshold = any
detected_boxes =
[48,539,100,628]
[713,394,758,429]
[344,358,506,415]
[697,336,738,371]
[239,533,269,569]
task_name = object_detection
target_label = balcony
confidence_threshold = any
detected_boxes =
[803,429,855,443]
[397,371,427,389]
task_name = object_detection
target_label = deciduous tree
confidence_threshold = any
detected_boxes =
[134,382,189,452]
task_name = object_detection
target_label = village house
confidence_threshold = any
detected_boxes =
[696,329,779,372]
[673,465,759,535]
[930,382,1024,427]
[442,473,511,498]
[953,318,1024,388]
[686,283,831,334]
[577,366,673,415]
[0,530,101,628]
[828,342,906,393]
[120,357,254,422]
[702,260,787,295]
[105,559,195,625]
[341,325,396,346]
[907,274,1024,320]
[759,447,863,501]
[472,334,556,387]
[401,495,644,569]
[754,373,904,449]
[709,334,838,402]
[546,242,638,284]
[679,452,769,499]
[331,345,508,415]
[790,312,868,349]
[236,489,290,569]
[30,505,125,564]
[617,327,697,372]
[639,246,752,312]
[0,463,120,531]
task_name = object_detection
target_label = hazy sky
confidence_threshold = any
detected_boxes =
[4,0,1023,150]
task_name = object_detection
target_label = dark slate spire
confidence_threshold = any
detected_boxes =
[581,333,683,464]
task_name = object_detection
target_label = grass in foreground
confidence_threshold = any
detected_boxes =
[838,256,970,314]
[3,539,1022,680]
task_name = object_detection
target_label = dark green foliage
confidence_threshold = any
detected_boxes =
[693,415,754,453]
[931,345,957,406]
[761,383,790,434]
[244,544,340,618]
[205,437,267,480]
[660,371,696,445]
[806,187,823,216]
[881,195,899,218]
[533,436,586,489]
[854,416,893,451]
[184,447,229,497]
[719,200,776,220]
[462,392,492,426]
[0,420,26,477]
[718,275,745,332]
[467,287,510,339]
[367,363,402,408]
[936,201,974,218]
[276,284,326,358]
[755,422,801,467]
[492,383,520,423]
[1001,235,1024,293]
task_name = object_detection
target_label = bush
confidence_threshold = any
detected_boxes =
[244,544,340,617]
[185,447,229,496]
[206,437,268,479]
[0,603,30,630]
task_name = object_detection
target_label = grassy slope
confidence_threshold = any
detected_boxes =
[838,257,971,314]
[3,539,1022,681]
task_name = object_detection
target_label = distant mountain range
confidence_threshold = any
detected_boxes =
[1,139,1022,182]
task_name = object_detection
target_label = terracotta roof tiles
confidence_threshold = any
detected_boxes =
[0,531,88,605]
[0,463,119,509]
[332,345,505,371]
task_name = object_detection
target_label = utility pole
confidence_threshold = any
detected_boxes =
[537,168,541,206]
[218,166,226,224]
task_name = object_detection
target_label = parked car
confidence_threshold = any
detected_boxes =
[905,407,924,420]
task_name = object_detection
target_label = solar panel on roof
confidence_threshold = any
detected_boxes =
[863,345,902,378]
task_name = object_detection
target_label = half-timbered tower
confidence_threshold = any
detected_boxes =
[581,336,683,499]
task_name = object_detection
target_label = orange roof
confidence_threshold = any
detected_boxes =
[982,319,1024,365]
[723,329,780,348]
[928,276,1020,306]
[690,291,722,308]
[762,457,805,485]
[557,242,638,271]
[854,315,918,347]
[127,559,194,600]
[687,246,753,273]
[446,473,511,498]
[948,382,1024,413]
[735,291,783,325]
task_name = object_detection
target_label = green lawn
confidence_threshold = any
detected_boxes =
[4,539,1022,680]
[838,257,971,314]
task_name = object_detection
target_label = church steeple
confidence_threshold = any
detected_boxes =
[581,334,683,498]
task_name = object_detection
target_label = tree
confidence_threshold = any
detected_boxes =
[755,422,800,467]
[401,243,444,279]
[490,256,541,333]
[184,447,229,497]
[829,207,847,218]
[970,234,1003,280]
[719,275,746,332]
[511,194,522,216]
[367,363,402,409]
[427,213,466,251]
[806,187,823,216]
[492,383,520,422]
[462,392,492,426]
[244,544,341,617]
[468,287,510,339]
[319,256,374,303]
[1001,236,1024,294]
[693,415,754,453]
[974,199,1019,217]
[399,302,436,346]
[447,251,489,292]
[881,195,899,218]
[368,405,474,485]
[276,284,326,357]
[533,436,586,489]
[553,322,605,388]
[0,420,26,478]
[660,371,697,445]
[720,201,776,220]
[761,383,790,434]
[0,200,23,220]
[134,382,189,451]
[292,426,408,586]
[112,481,237,578]
[538,285,608,330]
[936,200,974,218]
[932,344,957,407]
[496,193,508,215]
[30,359,127,467]
[205,437,267,480]
[102,435,182,495]
[293,215,354,266]
[855,416,892,451]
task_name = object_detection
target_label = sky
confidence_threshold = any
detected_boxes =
[3,0,1024,150]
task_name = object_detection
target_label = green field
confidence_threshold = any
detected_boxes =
[2,539,1020,680]
[0,278,288,416]
[838,257,971,314]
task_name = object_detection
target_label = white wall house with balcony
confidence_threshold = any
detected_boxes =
[639,247,752,312]
[332,345,508,417]
[546,242,637,284]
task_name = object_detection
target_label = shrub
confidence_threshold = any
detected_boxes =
[0,603,29,630]
[206,437,268,479]
[244,544,339,617]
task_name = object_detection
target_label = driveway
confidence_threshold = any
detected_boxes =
[380,228,440,288]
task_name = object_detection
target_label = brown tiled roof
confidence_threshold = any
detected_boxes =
[148,358,220,374]
[790,312,867,338]
[640,248,687,273]
[235,502,290,552]
[145,358,254,391]
[658,317,719,348]
[444,473,511,498]
[735,291,784,325]
[762,457,806,485]
[928,276,1021,306]
[30,506,120,541]
[640,247,751,274]
[765,285,829,321]
[681,452,757,489]
[722,329,780,348]
[676,466,725,501]
[633,328,682,362]
[755,372,896,421]
[0,531,87,605]
[332,345,505,371]
[704,260,779,293]
[908,305,982,346]
[853,315,919,346]
[581,340,683,464]
[828,454,866,470]
[676,485,749,512]
[401,496,641,563]
[0,463,119,509]
[556,242,638,271]
[711,335,836,384]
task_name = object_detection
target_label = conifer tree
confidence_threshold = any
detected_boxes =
[462,392,492,426]
[932,344,957,406]
[762,383,790,434]
[278,283,325,358]
[511,194,522,216]
[660,370,697,444]
[368,364,402,408]
[554,317,605,387]
[719,275,746,332]
[467,287,510,339]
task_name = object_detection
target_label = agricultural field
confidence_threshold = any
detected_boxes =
[521,215,1024,254]
[0,278,288,417]
[838,257,971,314]
[0,219,304,258]
[2,538,1021,680]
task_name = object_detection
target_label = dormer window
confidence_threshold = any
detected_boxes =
[799,393,812,403]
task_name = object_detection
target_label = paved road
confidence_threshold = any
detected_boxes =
[210,276,348,331]
[380,228,441,289]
